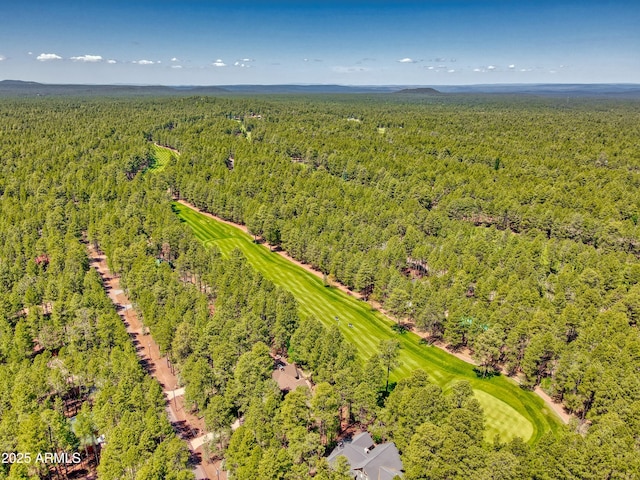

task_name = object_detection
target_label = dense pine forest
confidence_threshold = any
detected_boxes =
[1,94,640,479]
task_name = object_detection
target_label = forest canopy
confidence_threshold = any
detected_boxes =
[1,94,639,479]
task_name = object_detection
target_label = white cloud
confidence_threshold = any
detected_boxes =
[134,59,155,65]
[212,59,226,67]
[171,65,183,69]
[70,54,103,62]
[447,69,456,73]
[487,65,496,70]
[473,68,483,72]
[28,51,33,56]
[426,66,435,70]
[107,59,117,64]
[303,58,309,62]
[37,53,62,61]
[171,57,179,62]
[398,57,416,63]
[0,55,5,61]
[508,64,515,69]
[332,66,370,73]
[241,58,253,62]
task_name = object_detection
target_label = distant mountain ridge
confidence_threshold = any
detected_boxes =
[433,83,640,97]
[0,80,396,96]
[218,84,399,94]
[1,80,639,98]
[0,80,228,96]
[395,87,441,94]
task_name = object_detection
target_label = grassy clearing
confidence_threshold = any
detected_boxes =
[234,120,252,142]
[148,144,176,172]
[173,202,562,443]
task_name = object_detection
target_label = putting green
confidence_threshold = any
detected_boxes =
[474,389,533,443]
[173,201,561,443]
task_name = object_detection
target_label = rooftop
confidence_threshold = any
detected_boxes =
[328,432,403,480]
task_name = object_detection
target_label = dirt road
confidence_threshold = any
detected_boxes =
[87,245,226,480]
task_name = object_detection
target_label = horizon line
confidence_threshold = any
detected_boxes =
[2,79,640,88]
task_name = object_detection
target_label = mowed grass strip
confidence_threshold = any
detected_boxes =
[173,202,562,443]
[148,144,176,172]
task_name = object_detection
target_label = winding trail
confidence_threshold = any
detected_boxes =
[87,244,226,480]
[154,143,181,155]
[175,198,571,426]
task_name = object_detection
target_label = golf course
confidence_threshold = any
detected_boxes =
[172,200,563,444]
[149,143,177,172]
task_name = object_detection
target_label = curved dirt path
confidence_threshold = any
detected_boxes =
[87,244,226,480]
[535,386,572,424]
[175,198,571,425]
[154,143,181,155]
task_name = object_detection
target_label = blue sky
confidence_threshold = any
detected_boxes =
[0,1,638,85]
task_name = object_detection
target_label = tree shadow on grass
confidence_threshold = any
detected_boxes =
[473,367,502,379]
[391,323,410,334]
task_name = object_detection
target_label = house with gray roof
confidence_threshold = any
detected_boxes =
[328,431,403,480]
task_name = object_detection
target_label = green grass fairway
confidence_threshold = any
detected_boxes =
[173,201,562,443]
[148,144,176,172]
